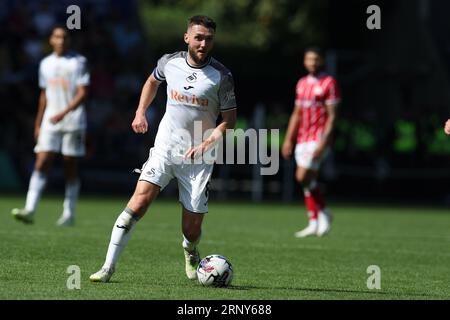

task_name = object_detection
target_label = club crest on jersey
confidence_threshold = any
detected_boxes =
[170,90,209,108]
[313,86,324,96]
[186,72,198,83]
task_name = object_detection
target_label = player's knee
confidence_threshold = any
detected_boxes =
[295,171,308,184]
[129,183,159,215]
[63,158,78,172]
[131,191,152,213]
[64,168,78,182]
[35,158,52,173]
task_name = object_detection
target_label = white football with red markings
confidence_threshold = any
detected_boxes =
[196,254,233,287]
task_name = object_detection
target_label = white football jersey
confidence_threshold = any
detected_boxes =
[152,51,236,155]
[38,51,90,131]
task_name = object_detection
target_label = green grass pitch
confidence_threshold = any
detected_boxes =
[0,194,449,300]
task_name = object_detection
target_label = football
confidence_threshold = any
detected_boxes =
[196,254,233,287]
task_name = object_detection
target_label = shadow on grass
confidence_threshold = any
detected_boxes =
[88,280,120,284]
[226,285,435,298]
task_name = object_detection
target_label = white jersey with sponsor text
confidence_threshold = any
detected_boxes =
[152,51,236,155]
[39,51,90,132]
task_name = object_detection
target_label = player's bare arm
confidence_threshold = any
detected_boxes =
[313,103,338,159]
[49,85,89,124]
[132,73,161,134]
[282,105,301,160]
[34,89,47,141]
[445,119,450,135]
[184,109,237,159]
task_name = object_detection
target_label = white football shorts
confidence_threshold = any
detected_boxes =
[34,129,86,157]
[294,141,329,171]
[138,147,213,213]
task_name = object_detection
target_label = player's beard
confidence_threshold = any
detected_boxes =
[188,46,209,66]
[309,65,324,76]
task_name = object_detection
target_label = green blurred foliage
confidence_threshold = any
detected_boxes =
[394,119,416,153]
[352,123,376,152]
[138,0,328,52]
[427,116,450,155]
[334,119,377,153]
[428,128,450,154]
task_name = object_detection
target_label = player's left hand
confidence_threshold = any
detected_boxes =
[281,141,294,160]
[184,141,212,159]
[49,112,66,124]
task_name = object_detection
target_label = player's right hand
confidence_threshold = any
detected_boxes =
[132,112,148,134]
[281,141,293,160]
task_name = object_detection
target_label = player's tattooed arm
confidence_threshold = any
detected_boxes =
[132,73,161,134]
[313,103,338,159]
[184,109,237,159]
[282,105,301,160]
[49,85,89,124]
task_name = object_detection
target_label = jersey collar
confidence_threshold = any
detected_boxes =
[307,71,326,82]
[185,55,211,69]
[52,50,75,59]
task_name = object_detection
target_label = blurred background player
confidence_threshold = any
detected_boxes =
[11,26,90,226]
[89,15,237,282]
[282,47,341,238]
[445,119,450,135]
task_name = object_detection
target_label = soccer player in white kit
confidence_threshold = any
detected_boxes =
[12,27,89,226]
[90,16,237,282]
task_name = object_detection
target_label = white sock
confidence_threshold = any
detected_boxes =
[182,233,201,252]
[308,219,318,228]
[25,171,47,213]
[103,208,140,269]
[62,179,80,219]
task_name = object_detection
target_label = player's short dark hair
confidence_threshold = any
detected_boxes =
[50,25,69,37]
[188,15,216,31]
[304,46,324,58]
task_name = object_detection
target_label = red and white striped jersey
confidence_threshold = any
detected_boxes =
[294,72,341,143]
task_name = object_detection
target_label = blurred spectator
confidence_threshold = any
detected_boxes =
[32,1,56,36]
[23,29,44,64]
[112,21,141,57]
